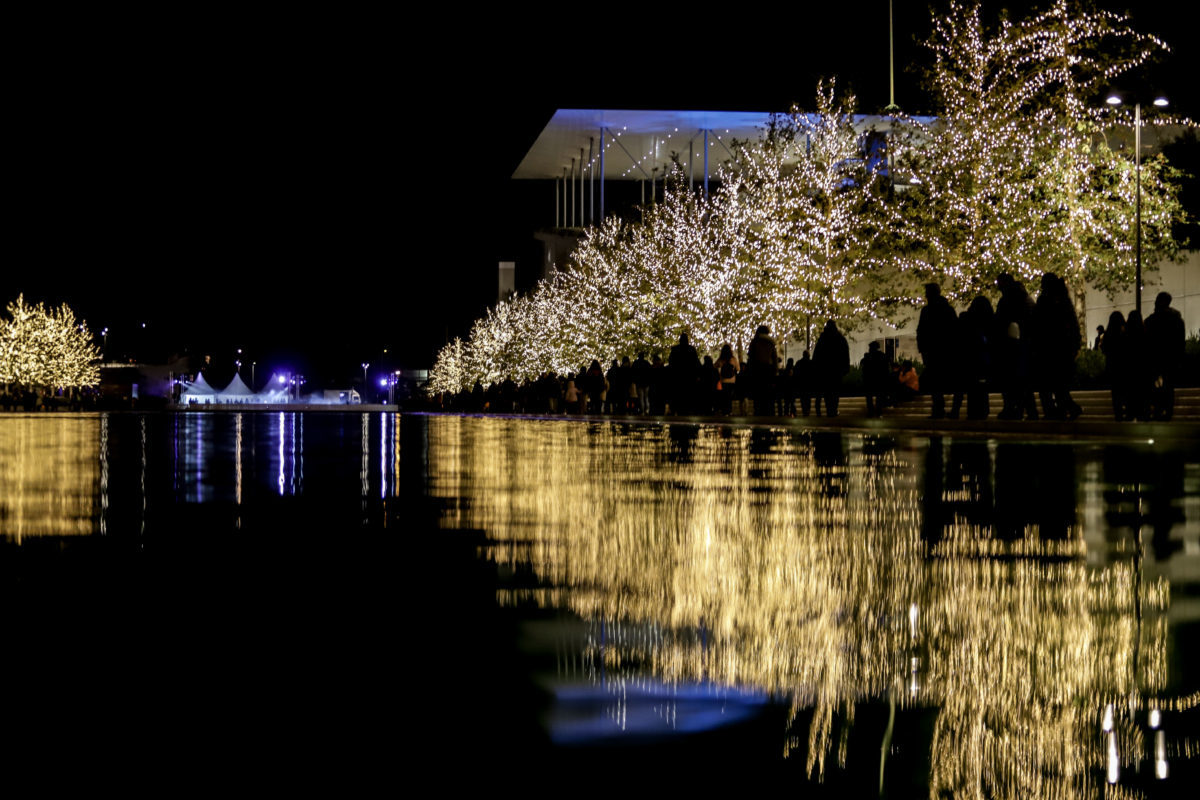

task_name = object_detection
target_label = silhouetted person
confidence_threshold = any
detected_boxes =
[746,325,778,416]
[917,283,958,419]
[861,342,889,417]
[631,352,651,414]
[794,350,814,416]
[956,295,994,420]
[668,332,700,415]
[778,357,796,415]
[649,355,666,414]
[699,355,720,414]
[1145,291,1185,420]
[620,356,636,413]
[715,343,739,415]
[812,320,849,416]
[1101,311,1128,420]
[603,360,620,413]
[1093,325,1105,350]
[994,273,1038,420]
[1031,272,1082,420]
[1124,310,1150,421]
[585,360,606,413]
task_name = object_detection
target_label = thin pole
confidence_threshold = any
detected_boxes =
[889,0,895,108]
[579,147,585,227]
[570,157,575,228]
[1135,102,1142,316]
[562,168,568,228]
[588,137,594,225]
[555,175,560,227]
[600,128,606,222]
[689,137,694,190]
[703,130,709,197]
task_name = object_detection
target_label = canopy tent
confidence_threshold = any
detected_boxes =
[256,373,292,402]
[180,372,219,403]
[218,373,255,402]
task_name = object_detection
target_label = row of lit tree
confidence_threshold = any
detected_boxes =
[430,1,1187,395]
[0,295,100,389]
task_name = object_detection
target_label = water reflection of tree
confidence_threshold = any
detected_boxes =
[429,418,1178,796]
[0,416,100,541]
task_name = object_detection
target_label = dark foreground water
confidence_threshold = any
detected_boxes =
[2,412,1198,795]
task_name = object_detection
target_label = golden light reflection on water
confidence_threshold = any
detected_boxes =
[426,416,1190,798]
[0,414,100,542]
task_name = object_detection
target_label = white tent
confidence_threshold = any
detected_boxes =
[257,373,292,403]
[218,373,255,403]
[181,372,219,404]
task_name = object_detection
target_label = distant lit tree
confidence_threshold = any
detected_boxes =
[0,294,100,389]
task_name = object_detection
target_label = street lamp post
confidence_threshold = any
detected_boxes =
[361,362,369,401]
[1107,93,1168,316]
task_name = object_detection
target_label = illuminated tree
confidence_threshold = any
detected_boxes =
[48,301,101,388]
[0,294,51,386]
[897,0,1187,298]
[721,81,913,345]
[428,337,468,396]
[0,294,100,389]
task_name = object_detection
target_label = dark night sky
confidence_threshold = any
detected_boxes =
[5,3,1196,385]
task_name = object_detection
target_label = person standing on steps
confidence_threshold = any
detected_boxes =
[917,283,958,420]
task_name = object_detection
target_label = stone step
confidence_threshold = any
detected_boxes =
[785,389,1200,420]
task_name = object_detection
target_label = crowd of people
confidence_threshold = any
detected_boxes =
[439,323,861,418]
[914,276,1186,422]
[436,275,1188,423]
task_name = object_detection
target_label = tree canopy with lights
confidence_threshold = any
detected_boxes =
[0,294,101,389]
[895,0,1186,298]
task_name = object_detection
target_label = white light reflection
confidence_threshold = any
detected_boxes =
[1150,707,1161,728]
[289,412,296,494]
[361,412,369,523]
[235,413,243,507]
[277,412,285,496]
[1102,703,1114,732]
[1107,732,1119,784]
[909,603,919,638]
[380,412,386,499]
[1155,730,1167,779]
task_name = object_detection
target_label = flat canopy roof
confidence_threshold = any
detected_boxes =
[513,108,1182,183]
[511,108,925,181]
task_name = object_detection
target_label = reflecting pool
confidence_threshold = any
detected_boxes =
[422,415,1200,795]
[1,412,1198,794]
